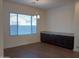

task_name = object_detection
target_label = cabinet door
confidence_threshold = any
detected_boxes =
[55,35,65,47]
[41,33,56,44]
[49,34,57,44]
[41,33,51,42]
[64,36,74,49]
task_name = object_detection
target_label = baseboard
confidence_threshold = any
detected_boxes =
[73,48,79,52]
[4,41,40,49]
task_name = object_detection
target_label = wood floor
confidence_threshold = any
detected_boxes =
[4,42,79,58]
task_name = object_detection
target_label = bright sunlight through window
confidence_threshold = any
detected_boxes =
[10,13,37,36]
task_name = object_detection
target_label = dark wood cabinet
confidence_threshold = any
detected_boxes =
[41,32,74,50]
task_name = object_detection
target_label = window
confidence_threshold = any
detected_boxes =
[10,13,18,35]
[10,13,37,36]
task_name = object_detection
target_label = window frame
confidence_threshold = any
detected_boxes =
[9,12,38,36]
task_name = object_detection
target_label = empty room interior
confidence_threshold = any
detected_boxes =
[1,0,79,58]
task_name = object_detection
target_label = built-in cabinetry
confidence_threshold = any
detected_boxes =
[41,31,74,50]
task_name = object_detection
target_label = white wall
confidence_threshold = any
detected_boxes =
[4,1,47,48]
[46,3,74,33]
[46,2,79,52]
[74,1,79,52]
[0,0,3,57]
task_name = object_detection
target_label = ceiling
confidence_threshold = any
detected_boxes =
[5,0,74,9]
